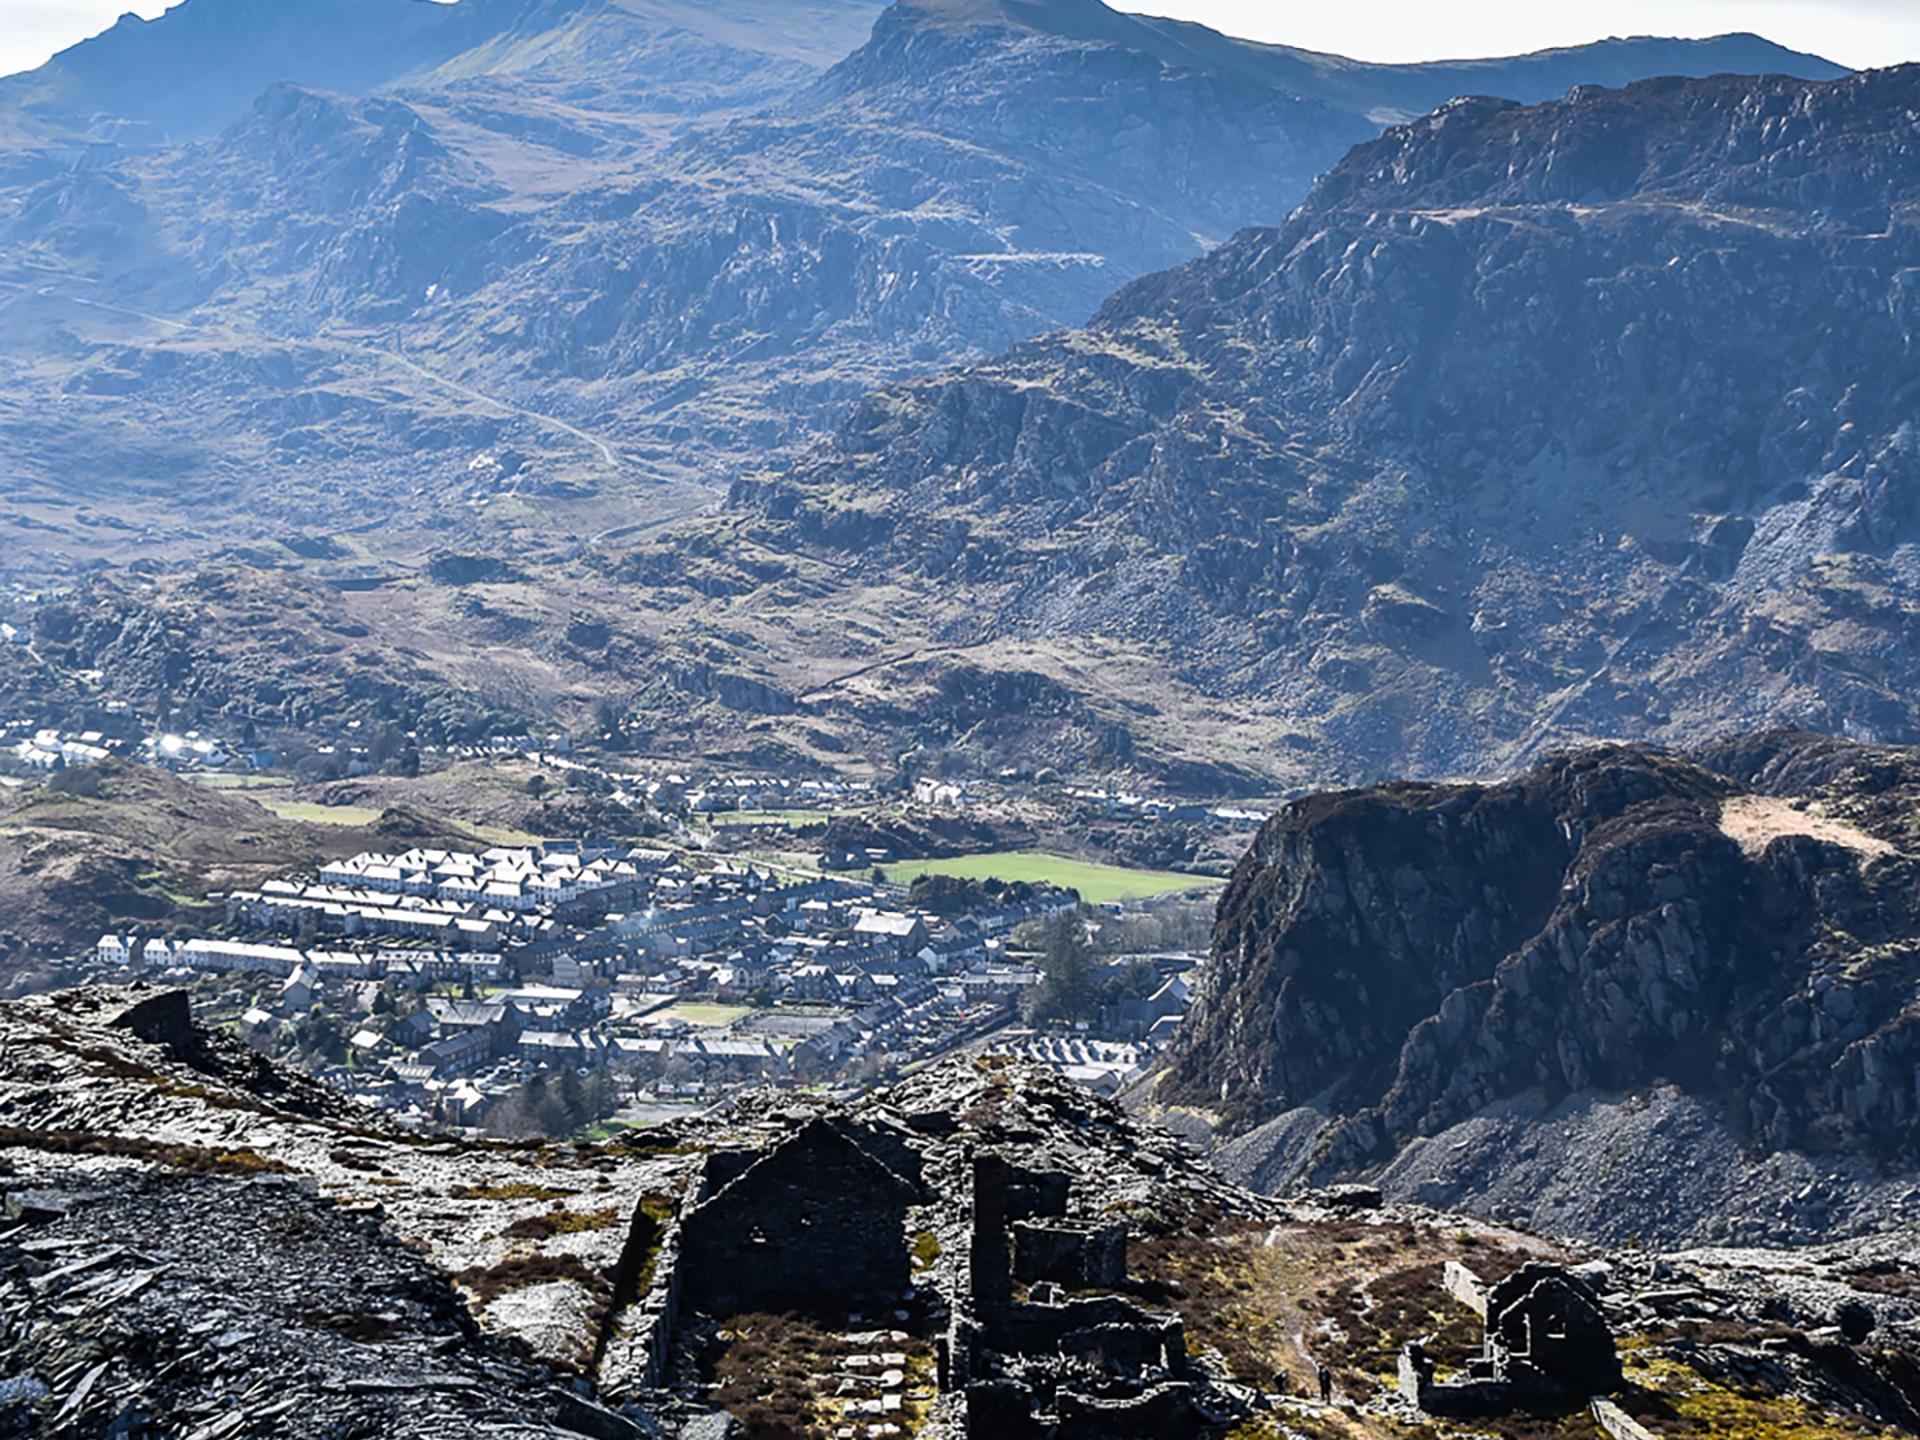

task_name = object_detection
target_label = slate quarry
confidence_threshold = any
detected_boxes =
[1169,732,1920,1249]
[5,984,1920,1438]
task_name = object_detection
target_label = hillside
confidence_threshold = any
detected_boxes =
[0,0,888,151]
[4,985,1920,1438]
[685,63,1920,785]
[1154,733,1920,1249]
[0,761,498,985]
[0,1,1846,781]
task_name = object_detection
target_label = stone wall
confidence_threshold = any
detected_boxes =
[680,1119,917,1311]
[1012,1219,1128,1289]
[597,1196,689,1402]
[1444,1259,1489,1318]
[1592,1398,1660,1440]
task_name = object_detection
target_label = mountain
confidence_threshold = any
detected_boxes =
[1151,732,1920,1248]
[829,3,1845,122]
[5,985,1920,1438]
[0,0,480,149]
[695,62,1920,786]
[0,0,890,151]
[0,0,1850,771]
[19,0,1832,489]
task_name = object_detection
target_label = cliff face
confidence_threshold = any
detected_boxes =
[712,66,1920,785]
[1161,734,1920,1244]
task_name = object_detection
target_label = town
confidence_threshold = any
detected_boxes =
[3,579,1237,1133]
[84,836,1207,1136]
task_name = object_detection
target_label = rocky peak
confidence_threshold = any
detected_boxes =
[1160,733,1920,1246]
[1308,63,1920,220]
[0,0,488,146]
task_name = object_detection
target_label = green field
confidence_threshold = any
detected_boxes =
[187,773,292,790]
[257,799,385,827]
[879,852,1219,904]
[661,1002,754,1028]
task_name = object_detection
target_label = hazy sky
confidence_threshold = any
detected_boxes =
[3,0,1917,80]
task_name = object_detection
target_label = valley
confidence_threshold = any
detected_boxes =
[0,0,1861,790]
[4,2,1920,1437]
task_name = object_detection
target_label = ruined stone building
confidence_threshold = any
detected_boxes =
[1401,1260,1623,1417]
[947,1151,1207,1439]
[678,1116,921,1311]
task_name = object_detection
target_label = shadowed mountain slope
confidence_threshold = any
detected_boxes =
[0,0,1857,780]
[1154,733,1920,1247]
[700,64,1920,785]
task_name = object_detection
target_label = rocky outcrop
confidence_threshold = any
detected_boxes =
[711,64,1920,785]
[1163,734,1920,1244]
[16,575,531,745]
[7,987,1920,1437]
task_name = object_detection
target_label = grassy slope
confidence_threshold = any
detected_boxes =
[0,762,496,971]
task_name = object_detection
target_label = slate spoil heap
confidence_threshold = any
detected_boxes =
[0,1168,637,1440]
[5,988,1920,1438]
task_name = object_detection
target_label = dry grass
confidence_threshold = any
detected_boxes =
[0,1124,293,1177]
[1619,1348,1905,1439]
[503,1206,621,1240]
[1128,1215,1547,1404]
[695,1309,935,1440]
[697,1310,844,1440]
[1719,795,1896,861]
[451,1180,577,1202]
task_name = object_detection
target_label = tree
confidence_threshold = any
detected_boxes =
[1024,912,1099,1026]
[295,1007,346,1066]
[368,721,404,770]
[581,1069,617,1128]
[557,1066,587,1130]
[1108,957,1162,1004]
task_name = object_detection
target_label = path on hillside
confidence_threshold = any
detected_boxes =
[7,268,636,483]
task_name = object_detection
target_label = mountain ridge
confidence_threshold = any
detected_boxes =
[0,3,1877,785]
[694,62,1920,785]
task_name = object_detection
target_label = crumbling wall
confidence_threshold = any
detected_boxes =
[1056,1382,1198,1440]
[1489,1264,1622,1397]
[597,1194,689,1401]
[1012,1218,1127,1289]
[1444,1258,1490,1318]
[106,989,195,1050]
[1006,1166,1070,1220]
[1405,1261,1623,1419]
[1592,1398,1660,1440]
[680,1120,916,1311]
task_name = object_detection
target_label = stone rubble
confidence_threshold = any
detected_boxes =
[4,986,1920,1438]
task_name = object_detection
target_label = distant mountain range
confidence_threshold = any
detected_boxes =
[0,0,1841,499]
[0,0,1875,782]
[0,0,888,148]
